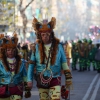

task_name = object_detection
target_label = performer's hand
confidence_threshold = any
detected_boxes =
[27,81,33,89]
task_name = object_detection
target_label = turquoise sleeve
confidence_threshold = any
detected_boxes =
[60,44,67,63]
[27,53,35,82]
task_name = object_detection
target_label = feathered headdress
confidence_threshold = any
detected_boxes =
[3,33,18,49]
[32,17,56,33]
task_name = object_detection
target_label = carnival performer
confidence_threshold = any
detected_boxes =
[77,40,86,71]
[71,41,79,70]
[82,38,88,70]
[27,17,72,100]
[87,39,97,71]
[0,33,30,100]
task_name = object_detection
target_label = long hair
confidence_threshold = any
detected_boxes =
[38,31,59,65]
[1,48,21,73]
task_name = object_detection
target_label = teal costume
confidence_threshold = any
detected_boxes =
[28,17,72,100]
[27,43,67,80]
[0,59,27,85]
[0,33,30,100]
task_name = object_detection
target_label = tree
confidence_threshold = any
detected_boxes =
[0,0,17,32]
[18,0,34,42]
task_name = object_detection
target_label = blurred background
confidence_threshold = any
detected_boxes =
[0,0,100,44]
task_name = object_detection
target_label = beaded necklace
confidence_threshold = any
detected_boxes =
[7,58,16,72]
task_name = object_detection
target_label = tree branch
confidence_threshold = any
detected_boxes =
[19,0,23,9]
[22,0,34,12]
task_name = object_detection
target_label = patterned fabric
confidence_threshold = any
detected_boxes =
[79,57,86,68]
[87,60,96,68]
[39,86,60,100]
[64,70,72,88]
[37,77,61,89]
[10,95,22,100]
[0,95,22,100]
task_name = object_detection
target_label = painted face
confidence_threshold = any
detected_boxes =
[6,48,15,58]
[41,32,50,44]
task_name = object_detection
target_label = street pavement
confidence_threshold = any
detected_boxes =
[23,65,100,100]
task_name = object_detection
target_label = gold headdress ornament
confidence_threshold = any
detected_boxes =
[3,32,18,49]
[32,17,56,33]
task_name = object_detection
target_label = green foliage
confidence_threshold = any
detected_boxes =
[1,0,7,5]
[0,0,17,31]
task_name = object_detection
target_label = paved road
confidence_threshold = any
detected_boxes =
[23,66,100,100]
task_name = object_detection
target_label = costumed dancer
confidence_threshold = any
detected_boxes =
[0,33,31,100]
[87,39,97,71]
[71,41,79,70]
[27,17,72,100]
[77,40,86,71]
[82,38,88,70]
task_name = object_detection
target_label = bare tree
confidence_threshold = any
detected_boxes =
[19,0,34,42]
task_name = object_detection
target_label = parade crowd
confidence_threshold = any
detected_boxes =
[63,38,100,73]
[0,17,72,100]
[1,16,100,100]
